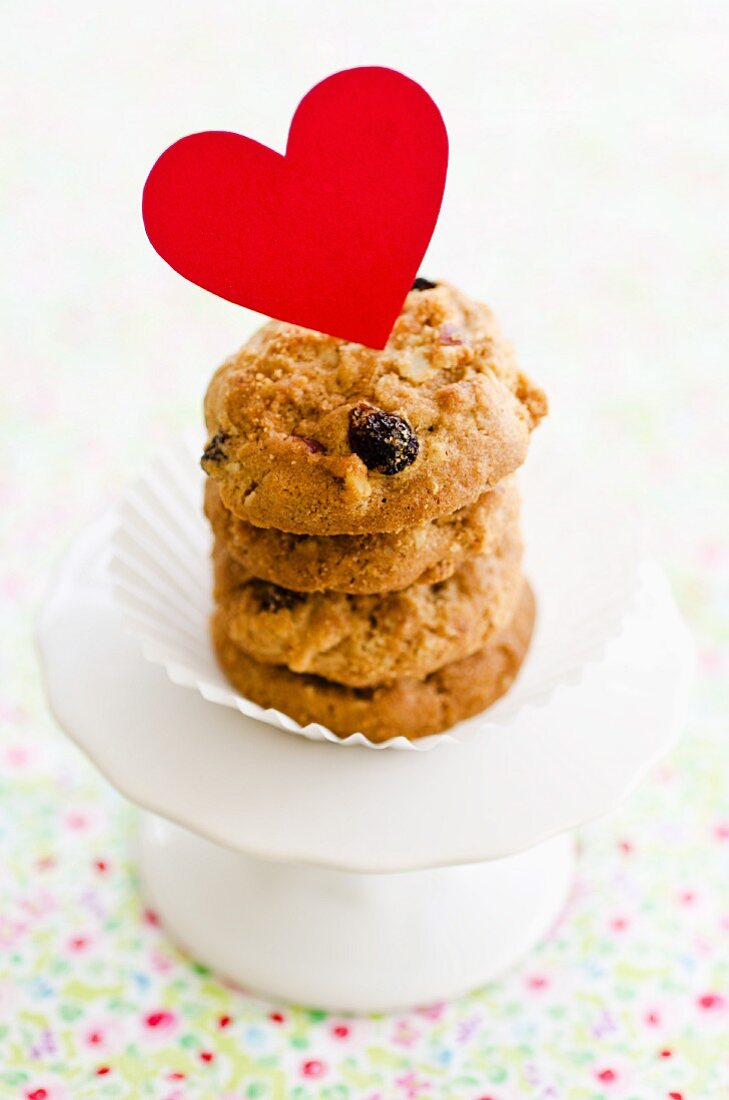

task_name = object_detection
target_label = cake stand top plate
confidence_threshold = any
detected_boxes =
[38,516,693,873]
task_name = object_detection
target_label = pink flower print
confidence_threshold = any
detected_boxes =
[392,1019,419,1047]
[84,1026,106,1048]
[301,1060,326,1078]
[150,948,174,973]
[64,811,89,830]
[143,1010,178,1034]
[331,1022,350,1038]
[5,745,30,768]
[697,992,726,1011]
[394,1070,431,1098]
[526,973,549,990]
[595,1067,618,1084]
[415,1001,445,1020]
[67,934,91,953]
[714,822,729,841]
[0,915,28,949]
[81,1017,124,1056]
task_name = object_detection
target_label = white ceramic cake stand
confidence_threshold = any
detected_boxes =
[38,516,693,1012]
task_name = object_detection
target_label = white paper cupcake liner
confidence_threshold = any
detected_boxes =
[108,430,642,751]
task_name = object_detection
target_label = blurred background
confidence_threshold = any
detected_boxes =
[1,2,727,1097]
[3,2,728,532]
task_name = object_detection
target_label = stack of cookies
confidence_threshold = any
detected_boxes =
[201,281,547,742]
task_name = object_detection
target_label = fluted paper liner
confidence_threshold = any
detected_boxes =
[108,432,642,751]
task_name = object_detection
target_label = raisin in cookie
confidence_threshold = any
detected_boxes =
[202,281,546,535]
[212,528,523,688]
[205,475,519,595]
[211,582,535,742]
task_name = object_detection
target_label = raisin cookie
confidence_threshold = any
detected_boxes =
[202,281,546,535]
[205,475,519,595]
[212,528,523,688]
[211,582,535,742]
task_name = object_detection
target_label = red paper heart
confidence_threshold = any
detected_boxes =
[142,67,448,349]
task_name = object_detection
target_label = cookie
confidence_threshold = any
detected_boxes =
[204,475,519,595]
[212,527,524,687]
[211,582,535,742]
[202,281,546,535]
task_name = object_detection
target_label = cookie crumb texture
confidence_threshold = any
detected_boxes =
[202,282,547,535]
[212,527,523,687]
[204,476,519,594]
[211,582,535,742]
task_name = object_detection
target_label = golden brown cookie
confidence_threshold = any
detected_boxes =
[205,475,519,595]
[211,582,535,742]
[202,281,546,535]
[212,527,523,688]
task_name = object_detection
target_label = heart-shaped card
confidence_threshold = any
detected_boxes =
[143,67,448,348]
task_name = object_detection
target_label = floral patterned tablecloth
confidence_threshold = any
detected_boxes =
[2,1,728,1097]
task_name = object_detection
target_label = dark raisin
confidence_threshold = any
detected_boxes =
[348,405,419,475]
[411,277,438,291]
[201,431,230,467]
[253,582,308,613]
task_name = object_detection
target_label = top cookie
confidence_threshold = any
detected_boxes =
[202,281,547,535]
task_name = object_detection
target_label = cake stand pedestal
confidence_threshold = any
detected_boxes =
[38,515,693,1012]
[138,813,573,1010]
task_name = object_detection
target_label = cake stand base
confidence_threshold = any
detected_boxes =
[137,811,575,1013]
